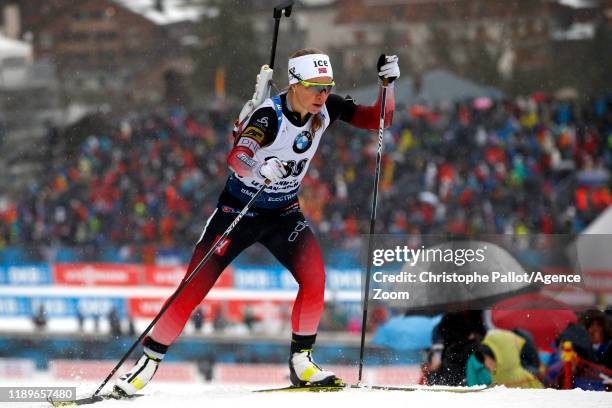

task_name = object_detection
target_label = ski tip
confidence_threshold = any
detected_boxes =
[47,392,144,406]
[47,395,103,407]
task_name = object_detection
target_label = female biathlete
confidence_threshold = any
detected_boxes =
[115,48,400,394]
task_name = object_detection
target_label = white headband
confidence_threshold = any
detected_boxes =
[288,54,333,84]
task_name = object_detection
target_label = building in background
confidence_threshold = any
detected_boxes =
[0,2,62,190]
[13,0,200,104]
[304,0,607,93]
[1,0,607,102]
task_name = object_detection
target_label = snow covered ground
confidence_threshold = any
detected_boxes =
[2,379,611,408]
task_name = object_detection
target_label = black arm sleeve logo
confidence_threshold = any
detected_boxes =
[238,107,278,147]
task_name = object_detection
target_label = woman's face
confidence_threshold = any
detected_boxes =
[292,76,333,115]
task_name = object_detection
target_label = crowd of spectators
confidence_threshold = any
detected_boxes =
[423,308,612,391]
[0,93,610,257]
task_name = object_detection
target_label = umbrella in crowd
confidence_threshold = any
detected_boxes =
[491,293,577,350]
[389,241,538,312]
[372,315,442,351]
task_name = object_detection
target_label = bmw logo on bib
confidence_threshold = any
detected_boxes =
[293,131,313,154]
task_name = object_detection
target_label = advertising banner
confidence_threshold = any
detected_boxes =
[128,297,292,322]
[49,360,198,382]
[53,264,142,286]
[232,266,295,290]
[0,297,30,317]
[0,296,127,318]
[144,265,233,288]
[232,266,361,291]
[1,264,52,286]
[0,358,36,379]
[214,364,421,385]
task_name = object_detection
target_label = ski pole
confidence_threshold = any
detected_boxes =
[93,182,268,397]
[358,75,390,384]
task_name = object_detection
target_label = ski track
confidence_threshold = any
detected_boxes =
[3,380,612,408]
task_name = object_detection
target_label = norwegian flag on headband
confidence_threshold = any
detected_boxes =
[318,67,328,74]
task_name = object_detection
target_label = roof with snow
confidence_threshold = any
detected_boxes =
[553,22,596,40]
[113,0,205,25]
[556,0,598,9]
[0,34,32,60]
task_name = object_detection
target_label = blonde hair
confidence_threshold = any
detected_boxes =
[289,48,326,135]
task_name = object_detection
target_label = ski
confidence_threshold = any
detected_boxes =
[254,383,490,393]
[355,384,490,393]
[254,385,347,393]
[48,390,143,407]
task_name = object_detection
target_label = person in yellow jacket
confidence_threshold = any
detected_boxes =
[474,329,544,389]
